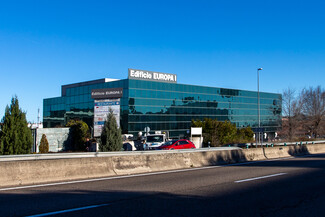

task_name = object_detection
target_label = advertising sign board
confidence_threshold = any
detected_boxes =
[94,99,120,137]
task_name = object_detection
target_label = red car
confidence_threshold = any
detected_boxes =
[159,139,196,150]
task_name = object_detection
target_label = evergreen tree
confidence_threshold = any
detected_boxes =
[66,119,90,151]
[0,96,33,155]
[39,134,49,153]
[215,120,237,146]
[0,125,3,154]
[236,127,254,143]
[99,109,122,152]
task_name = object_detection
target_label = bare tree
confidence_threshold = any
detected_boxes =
[300,86,325,138]
[281,88,302,140]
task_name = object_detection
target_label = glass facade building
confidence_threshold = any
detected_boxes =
[44,76,282,138]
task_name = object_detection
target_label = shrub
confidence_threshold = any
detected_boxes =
[39,134,49,153]
[66,119,90,151]
[236,127,254,143]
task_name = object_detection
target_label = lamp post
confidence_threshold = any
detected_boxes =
[257,67,263,148]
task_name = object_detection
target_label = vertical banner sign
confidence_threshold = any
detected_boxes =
[94,99,120,137]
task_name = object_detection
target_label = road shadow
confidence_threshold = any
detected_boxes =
[197,149,248,166]
[287,145,310,156]
[205,145,318,167]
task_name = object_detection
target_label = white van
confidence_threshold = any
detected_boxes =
[144,134,167,150]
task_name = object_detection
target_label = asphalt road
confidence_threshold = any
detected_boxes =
[1,154,325,217]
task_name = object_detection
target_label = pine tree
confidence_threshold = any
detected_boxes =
[39,134,49,153]
[99,109,122,152]
[0,96,33,155]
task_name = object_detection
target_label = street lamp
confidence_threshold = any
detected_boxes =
[257,68,263,148]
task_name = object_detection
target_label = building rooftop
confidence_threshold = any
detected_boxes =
[61,78,119,96]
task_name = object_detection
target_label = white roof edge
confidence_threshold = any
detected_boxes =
[104,78,120,82]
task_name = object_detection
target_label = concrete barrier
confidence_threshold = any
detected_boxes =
[243,148,266,161]
[263,143,325,159]
[0,144,324,187]
[304,143,325,154]
[0,157,117,187]
[263,146,292,159]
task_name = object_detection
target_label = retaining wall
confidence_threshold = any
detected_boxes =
[1,144,325,187]
[35,128,70,152]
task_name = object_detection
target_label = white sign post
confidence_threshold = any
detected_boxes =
[144,126,150,136]
[190,127,203,149]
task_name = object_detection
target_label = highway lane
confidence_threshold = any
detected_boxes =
[0,154,325,217]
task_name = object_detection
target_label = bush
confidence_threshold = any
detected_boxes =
[235,127,254,143]
[39,134,49,153]
[66,119,90,151]
[216,120,237,146]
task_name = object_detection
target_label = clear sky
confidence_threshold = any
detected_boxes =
[1,0,325,122]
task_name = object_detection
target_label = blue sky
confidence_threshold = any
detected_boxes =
[1,0,325,122]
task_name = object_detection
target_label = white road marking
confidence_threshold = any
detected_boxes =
[0,157,296,192]
[235,173,287,183]
[26,203,109,217]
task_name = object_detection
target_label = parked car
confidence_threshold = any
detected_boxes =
[159,139,196,150]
